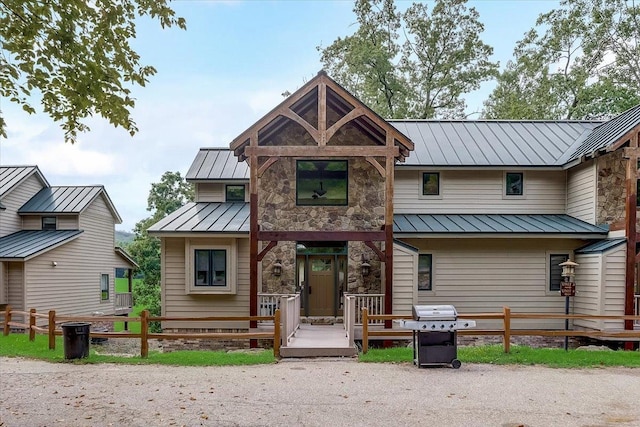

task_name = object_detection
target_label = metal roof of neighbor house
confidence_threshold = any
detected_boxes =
[0,230,83,260]
[0,165,49,198]
[148,202,250,234]
[115,247,138,268]
[18,186,122,223]
[390,121,600,167]
[187,148,249,181]
[575,238,627,254]
[393,214,608,236]
[569,104,640,161]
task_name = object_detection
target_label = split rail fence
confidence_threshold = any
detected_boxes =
[361,307,640,354]
[1,305,281,358]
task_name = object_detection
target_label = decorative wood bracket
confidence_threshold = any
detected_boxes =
[257,241,278,262]
[364,241,385,261]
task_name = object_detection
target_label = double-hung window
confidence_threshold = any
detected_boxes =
[100,274,109,301]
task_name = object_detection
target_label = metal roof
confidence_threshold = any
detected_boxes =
[575,238,626,254]
[115,246,138,268]
[569,104,640,161]
[0,230,83,260]
[391,121,600,167]
[148,202,250,234]
[0,166,49,198]
[393,214,608,236]
[187,149,249,181]
[18,186,122,223]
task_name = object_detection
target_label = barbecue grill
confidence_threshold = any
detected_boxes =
[396,305,476,369]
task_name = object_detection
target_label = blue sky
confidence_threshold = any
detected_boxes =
[1,0,558,231]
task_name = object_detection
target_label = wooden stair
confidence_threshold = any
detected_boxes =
[279,323,357,358]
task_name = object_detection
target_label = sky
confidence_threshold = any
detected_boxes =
[0,0,559,231]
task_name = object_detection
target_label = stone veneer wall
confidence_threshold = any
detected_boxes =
[597,150,626,227]
[259,157,385,294]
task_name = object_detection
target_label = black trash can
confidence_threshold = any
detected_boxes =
[61,322,91,359]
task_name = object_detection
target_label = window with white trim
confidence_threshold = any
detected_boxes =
[100,274,109,301]
[422,172,440,196]
[186,240,236,294]
[418,254,432,291]
[505,172,524,196]
[195,249,227,287]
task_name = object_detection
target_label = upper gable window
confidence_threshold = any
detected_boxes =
[226,185,245,202]
[505,172,524,196]
[296,160,348,206]
[42,217,57,230]
[422,172,440,196]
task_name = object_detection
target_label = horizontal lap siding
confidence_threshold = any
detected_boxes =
[7,262,24,311]
[401,238,580,329]
[162,237,250,329]
[392,244,417,316]
[394,170,566,214]
[22,215,40,230]
[574,254,602,330]
[1,175,45,237]
[566,161,596,223]
[24,196,126,315]
[603,246,626,330]
[196,183,224,202]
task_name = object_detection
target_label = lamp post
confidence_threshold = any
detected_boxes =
[559,260,578,351]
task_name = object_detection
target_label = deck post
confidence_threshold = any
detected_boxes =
[3,305,11,336]
[503,306,511,354]
[273,309,281,358]
[141,310,149,358]
[624,141,638,350]
[29,308,36,341]
[362,308,369,354]
[48,310,55,349]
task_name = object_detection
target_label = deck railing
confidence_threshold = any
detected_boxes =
[280,293,301,344]
[115,292,133,310]
[343,295,356,348]
[344,293,384,325]
[258,293,297,322]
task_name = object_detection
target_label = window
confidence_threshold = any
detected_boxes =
[549,254,569,292]
[418,254,432,291]
[42,217,56,230]
[100,274,109,301]
[505,172,524,196]
[296,160,348,206]
[226,185,245,202]
[195,249,227,287]
[422,172,440,196]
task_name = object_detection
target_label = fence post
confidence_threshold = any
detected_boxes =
[503,306,511,354]
[362,308,369,354]
[3,305,11,336]
[48,310,56,350]
[273,309,281,358]
[29,308,36,341]
[140,310,149,358]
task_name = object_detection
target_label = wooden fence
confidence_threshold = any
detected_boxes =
[1,305,281,358]
[361,307,640,354]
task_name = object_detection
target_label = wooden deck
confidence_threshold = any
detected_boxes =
[279,324,357,358]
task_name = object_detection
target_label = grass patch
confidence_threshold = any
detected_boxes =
[114,305,144,333]
[0,333,276,366]
[359,344,640,368]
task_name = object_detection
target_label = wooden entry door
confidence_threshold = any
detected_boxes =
[308,256,335,316]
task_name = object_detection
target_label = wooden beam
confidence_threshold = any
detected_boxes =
[365,156,385,177]
[624,142,638,338]
[257,241,277,262]
[258,230,386,242]
[280,109,320,144]
[384,147,394,326]
[324,107,366,143]
[249,150,259,343]
[608,127,640,152]
[364,240,385,261]
[244,145,399,158]
[257,157,279,178]
[318,82,326,145]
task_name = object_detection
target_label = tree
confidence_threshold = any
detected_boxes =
[484,0,640,120]
[0,0,186,142]
[318,0,498,119]
[125,171,193,331]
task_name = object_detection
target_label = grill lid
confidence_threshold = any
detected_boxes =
[412,305,457,321]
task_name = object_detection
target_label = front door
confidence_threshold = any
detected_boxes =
[308,256,335,316]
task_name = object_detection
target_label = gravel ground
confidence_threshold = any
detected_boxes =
[1,357,639,427]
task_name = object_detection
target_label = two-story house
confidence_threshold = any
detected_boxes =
[148,72,638,346]
[0,166,137,319]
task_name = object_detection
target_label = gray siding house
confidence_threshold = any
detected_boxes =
[0,166,137,317]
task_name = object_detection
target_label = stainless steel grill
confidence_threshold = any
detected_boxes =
[397,305,476,369]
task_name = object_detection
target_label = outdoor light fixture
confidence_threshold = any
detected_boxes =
[51,261,57,267]
[272,259,282,276]
[361,255,371,277]
[559,259,578,280]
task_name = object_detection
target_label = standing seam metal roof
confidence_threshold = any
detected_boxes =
[0,230,83,259]
[187,149,249,180]
[0,166,49,197]
[575,238,627,254]
[147,202,250,233]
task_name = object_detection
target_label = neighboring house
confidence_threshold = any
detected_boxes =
[148,72,639,339]
[0,166,137,318]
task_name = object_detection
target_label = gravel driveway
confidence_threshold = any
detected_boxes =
[1,357,639,427]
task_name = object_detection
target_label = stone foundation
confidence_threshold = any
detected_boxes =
[161,328,273,352]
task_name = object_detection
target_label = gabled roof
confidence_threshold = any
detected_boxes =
[187,148,249,181]
[0,230,83,261]
[148,202,250,234]
[391,121,599,167]
[575,238,626,254]
[18,186,122,223]
[393,214,608,237]
[569,104,640,161]
[0,165,49,198]
[115,246,138,268]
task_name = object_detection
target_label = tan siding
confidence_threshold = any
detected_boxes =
[7,262,24,311]
[58,216,79,230]
[0,262,6,304]
[573,254,603,330]
[566,161,596,223]
[0,175,45,236]
[196,183,224,202]
[602,246,626,330]
[161,236,251,329]
[22,215,41,230]
[23,195,127,315]
[392,243,417,316]
[394,170,566,214]
[399,238,581,329]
